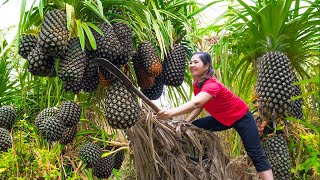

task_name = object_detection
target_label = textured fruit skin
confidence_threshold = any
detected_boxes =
[79,142,102,168]
[98,65,117,81]
[256,51,294,120]
[162,44,186,87]
[63,80,82,94]
[92,22,124,64]
[35,107,59,129]
[263,134,292,180]
[58,101,81,127]
[0,106,16,130]
[0,127,12,152]
[112,22,133,65]
[113,149,125,170]
[132,53,155,89]
[58,38,87,82]
[83,51,99,92]
[290,74,303,119]
[137,41,162,77]
[60,125,77,145]
[105,145,125,170]
[37,9,68,57]
[104,80,141,129]
[92,156,114,178]
[81,73,99,92]
[142,76,164,100]
[64,51,100,93]
[18,34,38,59]
[27,47,56,77]
[38,116,66,142]
[84,50,99,78]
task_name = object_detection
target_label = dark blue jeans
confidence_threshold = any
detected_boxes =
[192,111,271,172]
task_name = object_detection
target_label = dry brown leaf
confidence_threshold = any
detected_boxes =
[127,102,256,180]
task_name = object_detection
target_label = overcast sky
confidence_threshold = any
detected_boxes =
[0,0,227,42]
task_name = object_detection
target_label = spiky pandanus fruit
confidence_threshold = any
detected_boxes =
[38,116,66,142]
[137,41,162,77]
[93,22,123,64]
[79,142,102,168]
[82,73,99,92]
[27,47,56,77]
[63,68,99,93]
[0,128,12,152]
[162,44,186,87]
[58,101,81,127]
[84,51,99,78]
[60,125,77,145]
[0,106,16,130]
[58,38,87,82]
[105,145,125,170]
[18,34,37,59]
[263,134,291,180]
[142,76,164,100]
[256,52,294,120]
[92,156,114,178]
[132,53,155,89]
[98,65,118,81]
[113,149,125,170]
[37,9,68,57]
[104,80,141,129]
[112,22,133,65]
[35,107,59,129]
[63,80,82,94]
[290,74,303,119]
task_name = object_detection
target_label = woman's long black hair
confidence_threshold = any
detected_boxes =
[193,52,214,88]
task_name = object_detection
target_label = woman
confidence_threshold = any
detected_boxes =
[157,52,274,180]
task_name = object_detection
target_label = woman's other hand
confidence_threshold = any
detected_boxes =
[156,109,174,120]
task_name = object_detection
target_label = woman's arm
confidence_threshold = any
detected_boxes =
[157,92,213,120]
[185,107,203,122]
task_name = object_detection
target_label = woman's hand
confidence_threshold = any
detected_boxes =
[156,109,174,120]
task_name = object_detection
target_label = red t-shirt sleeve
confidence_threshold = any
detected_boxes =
[200,80,220,98]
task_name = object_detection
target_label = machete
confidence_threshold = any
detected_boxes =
[91,58,160,113]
